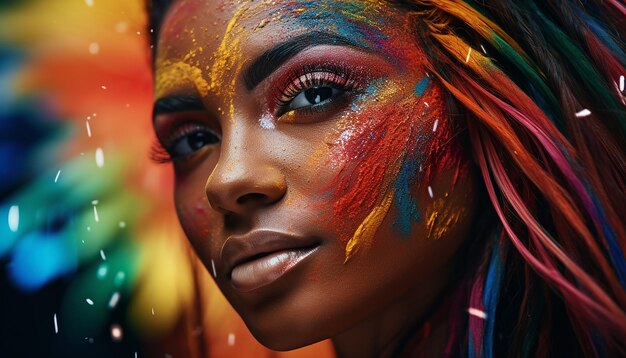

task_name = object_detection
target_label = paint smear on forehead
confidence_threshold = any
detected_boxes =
[156,0,269,114]
[273,0,388,43]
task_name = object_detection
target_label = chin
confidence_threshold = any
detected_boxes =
[246,321,322,351]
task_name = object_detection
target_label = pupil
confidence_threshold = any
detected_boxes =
[304,87,333,104]
[189,131,213,150]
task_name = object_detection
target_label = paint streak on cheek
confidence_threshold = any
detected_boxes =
[324,80,420,244]
[325,76,463,260]
[425,197,467,241]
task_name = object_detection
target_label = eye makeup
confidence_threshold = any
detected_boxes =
[262,46,393,122]
[271,63,361,120]
[152,110,220,164]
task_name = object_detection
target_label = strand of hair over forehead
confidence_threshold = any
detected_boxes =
[395,0,626,356]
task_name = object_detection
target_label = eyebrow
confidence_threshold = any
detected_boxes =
[243,32,369,91]
[153,95,205,120]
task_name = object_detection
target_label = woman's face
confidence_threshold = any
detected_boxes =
[153,0,476,350]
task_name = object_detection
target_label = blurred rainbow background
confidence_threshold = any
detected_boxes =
[0,0,331,356]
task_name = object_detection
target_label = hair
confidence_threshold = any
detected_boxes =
[147,0,626,356]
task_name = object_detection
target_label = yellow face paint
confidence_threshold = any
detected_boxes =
[156,0,272,118]
[425,197,466,240]
[206,1,256,121]
[344,191,395,262]
[155,60,210,99]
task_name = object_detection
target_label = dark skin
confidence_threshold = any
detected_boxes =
[152,1,477,356]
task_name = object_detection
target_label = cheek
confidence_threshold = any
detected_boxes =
[173,174,222,258]
[320,79,467,259]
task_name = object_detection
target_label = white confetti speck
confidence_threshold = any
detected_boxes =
[228,333,235,346]
[432,119,439,132]
[427,186,434,199]
[86,298,94,305]
[88,42,99,55]
[424,101,429,107]
[100,249,106,261]
[620,75,624,92]
[91,200,98,205]
[97,265,107,278]
[211,259,217,278]
[118,221,126,228]
[575,109,591,118]
[135,352,137,358]
[468,307,487,319]
[480,44,487,54]
[93,205,99,222]
[95,147,104,168]
[8,205,19,232]
[111,324,123,342]
[84,0,93,7]
[53,314,58,334]
[101,85,107,90]
[108,292,120,308]
[465,47,472,63]
[54,170,61,183]
[151,307,155,315]
[86,120,92,137]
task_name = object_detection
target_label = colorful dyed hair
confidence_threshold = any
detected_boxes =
[148,0,626,356]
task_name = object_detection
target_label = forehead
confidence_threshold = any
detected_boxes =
[156,0,410,62]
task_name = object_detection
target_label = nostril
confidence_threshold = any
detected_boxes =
[236,193,268,205]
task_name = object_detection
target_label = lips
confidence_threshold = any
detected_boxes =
[221,230,320,292]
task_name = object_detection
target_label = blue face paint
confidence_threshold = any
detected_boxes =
[276,1,389,52]
[393,149,423,236]
[414,76,430,97]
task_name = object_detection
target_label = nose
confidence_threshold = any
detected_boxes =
[205,146,287,214]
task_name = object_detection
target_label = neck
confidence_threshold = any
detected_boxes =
[331,264,455,358]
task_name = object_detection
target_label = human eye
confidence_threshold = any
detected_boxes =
[151,121,221,164]
[272,64,362,121]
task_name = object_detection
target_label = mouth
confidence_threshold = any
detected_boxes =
[221,230,321,292]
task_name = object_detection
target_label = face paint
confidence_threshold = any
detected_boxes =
[156,3,477,351]
[426,197,467,240]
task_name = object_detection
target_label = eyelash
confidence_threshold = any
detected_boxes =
[150,122,217,164]
[273,64,359,117]
[150,140,173,164]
